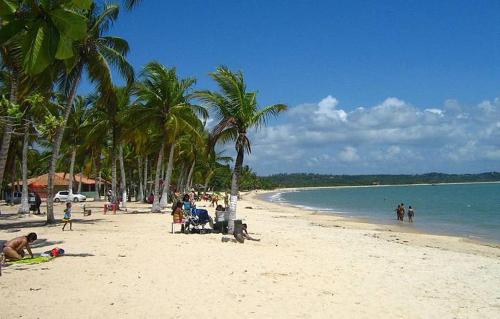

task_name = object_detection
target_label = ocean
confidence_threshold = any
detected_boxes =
[265,183,500,243]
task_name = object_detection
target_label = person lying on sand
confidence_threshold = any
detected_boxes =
[2,232,37,261]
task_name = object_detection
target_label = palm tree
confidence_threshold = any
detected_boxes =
[62,95,91,196]
[124,0,142,10]
[201,150,233,193]
[196,66,287,231]
[46,3,134,223]
[0,0,90,192]
[86,85,129,207]
[18,93,48,213]
[132,62,206,212]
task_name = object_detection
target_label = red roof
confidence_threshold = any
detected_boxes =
[9,173,109,187]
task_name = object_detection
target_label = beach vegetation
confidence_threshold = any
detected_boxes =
[0,0,286,221]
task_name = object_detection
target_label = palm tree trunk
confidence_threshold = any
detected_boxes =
[18,123,30,214]
[228,145,245,233]
[77,172,82,193]
[186,159,195,191]
[137,156,144,202]
[143,155,148,199]
[160,162,165,190]
[111,148,117,204]
[47,64,83,223]
[0,67,18,190]
[95,155,101,201]
[182,167,190,192]
[151,141,165,212]
[160,142,175,208]
[119,145,127,208]
[10,157,16,203]
[203,170,214,194]
[68,148,77,196]
[177,164,186,194]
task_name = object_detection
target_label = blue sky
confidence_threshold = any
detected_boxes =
[82,0,500,175]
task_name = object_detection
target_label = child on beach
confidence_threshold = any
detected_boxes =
[62,202,73,231]
[171,201,185,232]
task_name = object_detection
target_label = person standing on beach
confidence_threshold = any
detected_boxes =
[34,192,42,215]
[62,202,73,231]
[400,203,406,221]
[408,206,414,223]
[395,204,401,220]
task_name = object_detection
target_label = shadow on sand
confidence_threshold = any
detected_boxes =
[63,253,94,257]
[30,238,65,249]
[0,218,108,232]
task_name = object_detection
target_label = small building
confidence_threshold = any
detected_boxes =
[8,173,108,199]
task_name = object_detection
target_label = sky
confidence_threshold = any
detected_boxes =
[81,0,500,175]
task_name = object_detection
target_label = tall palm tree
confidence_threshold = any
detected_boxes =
[46,3,134,223]
[62,95,91,196]
[18,93,48,213]
[0,0,90,192]
[132,62,206,212]
[196,66,287,231]
[86,85,130,207]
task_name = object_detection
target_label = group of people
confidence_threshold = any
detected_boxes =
[202,192,229,208]
[395,203,414,222]
[170,191,258,242]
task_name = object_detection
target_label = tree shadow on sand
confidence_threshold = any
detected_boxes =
[30,238,65,249]
[0,218,108,231]
[63,253,94,257]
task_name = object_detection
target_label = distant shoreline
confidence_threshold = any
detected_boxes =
[254,182,500,246]
[264,180,500,193]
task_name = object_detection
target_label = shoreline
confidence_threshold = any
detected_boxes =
[260,179,500,193]
[249,189,500,256]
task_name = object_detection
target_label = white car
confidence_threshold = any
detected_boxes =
[54,191,87,203]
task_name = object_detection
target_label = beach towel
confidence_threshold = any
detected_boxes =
[9,256,53,264]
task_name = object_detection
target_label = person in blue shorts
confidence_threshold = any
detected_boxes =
[62,202,73,231]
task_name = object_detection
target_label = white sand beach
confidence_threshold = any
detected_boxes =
[1,192,500,319]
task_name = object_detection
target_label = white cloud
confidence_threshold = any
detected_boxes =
[246,95,500,175]
[314,95,347,124]
[424,108,444,117]
[338,146,360,162]
[318,95,338,109]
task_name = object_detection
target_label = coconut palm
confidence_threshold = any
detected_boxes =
[201,150,233,193]
[195,66,287,231]
[132,62,206,212]
[62,95,91,196]
[86,85,130,208]
[46,3,134,223]
[18,93,48,213]
[0,0,91,192]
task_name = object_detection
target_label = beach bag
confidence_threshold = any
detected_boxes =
[50,248,65,257]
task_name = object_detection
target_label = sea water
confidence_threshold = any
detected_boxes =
[265,183,500,243]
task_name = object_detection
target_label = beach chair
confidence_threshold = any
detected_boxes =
[184,208,213,233]
[171,218,185,234]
